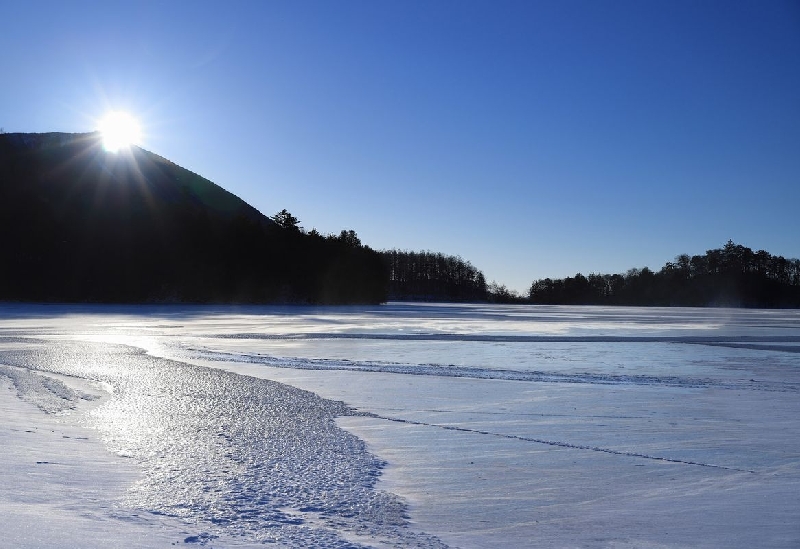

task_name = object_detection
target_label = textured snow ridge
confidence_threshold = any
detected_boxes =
[0,343,447,549]
[0,363,98,414]
[214,332,800,345]
[183,347,800,393]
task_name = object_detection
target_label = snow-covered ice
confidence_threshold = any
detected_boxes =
[1,303,799,548]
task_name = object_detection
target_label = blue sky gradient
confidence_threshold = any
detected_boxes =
[2,1,799,292]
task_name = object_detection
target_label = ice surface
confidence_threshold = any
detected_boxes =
[0,370,192,548]
[1,303,799,548]
[0,340,445,548]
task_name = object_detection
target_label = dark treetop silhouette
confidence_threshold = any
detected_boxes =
[0,132,387,304]
[528,241,800,308]
[381,249,487,302]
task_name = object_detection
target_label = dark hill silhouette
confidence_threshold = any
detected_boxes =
[0,132,387,304]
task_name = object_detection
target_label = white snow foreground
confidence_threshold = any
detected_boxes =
[1,303,800,548]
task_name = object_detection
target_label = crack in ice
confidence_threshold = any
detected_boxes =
[364,413,757,474]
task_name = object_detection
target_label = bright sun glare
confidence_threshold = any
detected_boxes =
[98,111,142,153]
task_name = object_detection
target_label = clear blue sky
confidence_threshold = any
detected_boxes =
[2,1,799,293]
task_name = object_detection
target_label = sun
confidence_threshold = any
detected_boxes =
[98,111,142,153]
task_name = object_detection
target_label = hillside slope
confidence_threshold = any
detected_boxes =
[0,132,387,303]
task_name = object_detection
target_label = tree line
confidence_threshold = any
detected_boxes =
[380,249,487,301]
[379,242,800,308]
[268,209,387,304]
[528,241,800,308]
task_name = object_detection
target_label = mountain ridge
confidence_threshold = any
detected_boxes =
[3,131,269,223]
[0,131,387,304]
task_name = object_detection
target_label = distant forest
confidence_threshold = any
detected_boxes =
[381,250,487,301]
[528,241,800,308]
[380,242,800,308]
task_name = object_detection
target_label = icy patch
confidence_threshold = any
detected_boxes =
[0,342,447,548]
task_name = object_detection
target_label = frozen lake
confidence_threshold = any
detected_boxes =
[1,303,799,548]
